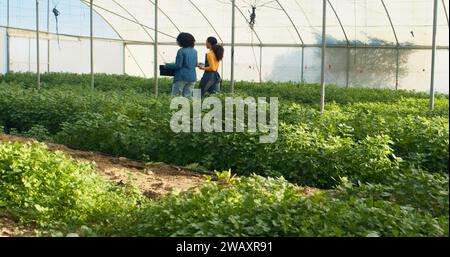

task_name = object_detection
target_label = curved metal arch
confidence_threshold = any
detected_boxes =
[147,0,181,33]
[187,0,224,43]
[274,0,304,45]
[82,0,177,39]
[380,0,400,90]
[80,1,151,79]
[442,0,449,27]
[327,0,350,88]
[327,0,349,45]
[124,44,148,77]
[110,0,169,63]
[80,0,125,41]
[380,0,399,46]
[111,0,155,42]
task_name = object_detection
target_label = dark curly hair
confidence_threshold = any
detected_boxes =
[177,32,196,48]
[207,36,224,61]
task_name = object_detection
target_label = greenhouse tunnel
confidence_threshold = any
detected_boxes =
[0,0,449,240]
[0,0,449,109]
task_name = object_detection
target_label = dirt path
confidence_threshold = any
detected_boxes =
[0,216,36,237]
[0,134,206,198]
[0,134,207,236]
[0,134,321,237]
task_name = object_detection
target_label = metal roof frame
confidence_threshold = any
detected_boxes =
[188,0,224,43]
[274,0,304,45]
[15,0,450,113]
[80,0,176,39]
[442,0,449,27]
[77,0,448,48]
[328,0,349,45]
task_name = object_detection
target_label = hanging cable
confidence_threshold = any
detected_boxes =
[250,29,260,75]
[52,0,62,48]
[246,2,262,75]
[214,0,272,76]
[249,5,256,29]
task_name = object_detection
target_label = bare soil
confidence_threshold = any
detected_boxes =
[0,216,35,237]
[0,134,207,236]
[0,134,206,198]
[0,134,320,237]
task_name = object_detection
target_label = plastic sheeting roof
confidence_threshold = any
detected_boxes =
[81,0,449,47]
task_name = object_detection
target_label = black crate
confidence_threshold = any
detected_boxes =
[160,65,175,77]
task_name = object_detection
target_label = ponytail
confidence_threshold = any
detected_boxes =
[207,37,224,61]
[211,44,224,61]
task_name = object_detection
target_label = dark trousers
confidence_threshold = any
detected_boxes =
[200,71,221,96]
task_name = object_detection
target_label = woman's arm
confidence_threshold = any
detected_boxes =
[167,49,184,70]
[199,52,218,72]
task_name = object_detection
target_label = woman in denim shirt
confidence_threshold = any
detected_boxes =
[166,33,198,98]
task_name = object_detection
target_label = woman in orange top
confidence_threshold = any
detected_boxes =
[198,37,224,96]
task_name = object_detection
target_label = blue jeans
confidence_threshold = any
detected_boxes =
[208,81,221,94]
[200,71,221,96]
[172,81,195,98]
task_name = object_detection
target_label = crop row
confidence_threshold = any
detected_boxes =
[0,84,447,188]
[2,72,447,105]
[0,142,447,236]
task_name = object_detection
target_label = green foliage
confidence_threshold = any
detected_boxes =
[337,169,449,217]
[0,73,448,237]
[3,72,447,104]
[20,125,51,142]
[0,72,173,95]
[0,142,447,237]
[124,171,447,237]
[0,142,143,232]
[0,77,448,188]
[279,100,449,173]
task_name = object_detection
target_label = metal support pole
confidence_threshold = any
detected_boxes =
[154,0,159,96]
[221,58,224,79]
[301,46,304,85]
[47,0,50,72]
[430,0,438,113]
[395,47,400,90]
[346,46,350,88]
[36,0,41,90]
[6,0,10,73]
[259,46,262,83]
[320,0,327,112]
[230,0,236,94]
[90,0,94,90]
[28,38,31,71]
[123,42,126,75]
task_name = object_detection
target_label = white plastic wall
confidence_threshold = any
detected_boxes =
[1,27,448,94]
[123,43,449,94]
[4,28,124,74]
[48,36,123,74]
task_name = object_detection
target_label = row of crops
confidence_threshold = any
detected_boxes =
[0,72,448,236]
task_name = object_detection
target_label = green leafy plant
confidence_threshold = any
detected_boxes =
[0,141,447,237]
[125,173,448,237]
[1,79,448,188]
[0,141,144,232]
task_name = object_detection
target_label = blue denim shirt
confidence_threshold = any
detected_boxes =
[167,47,198,83]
